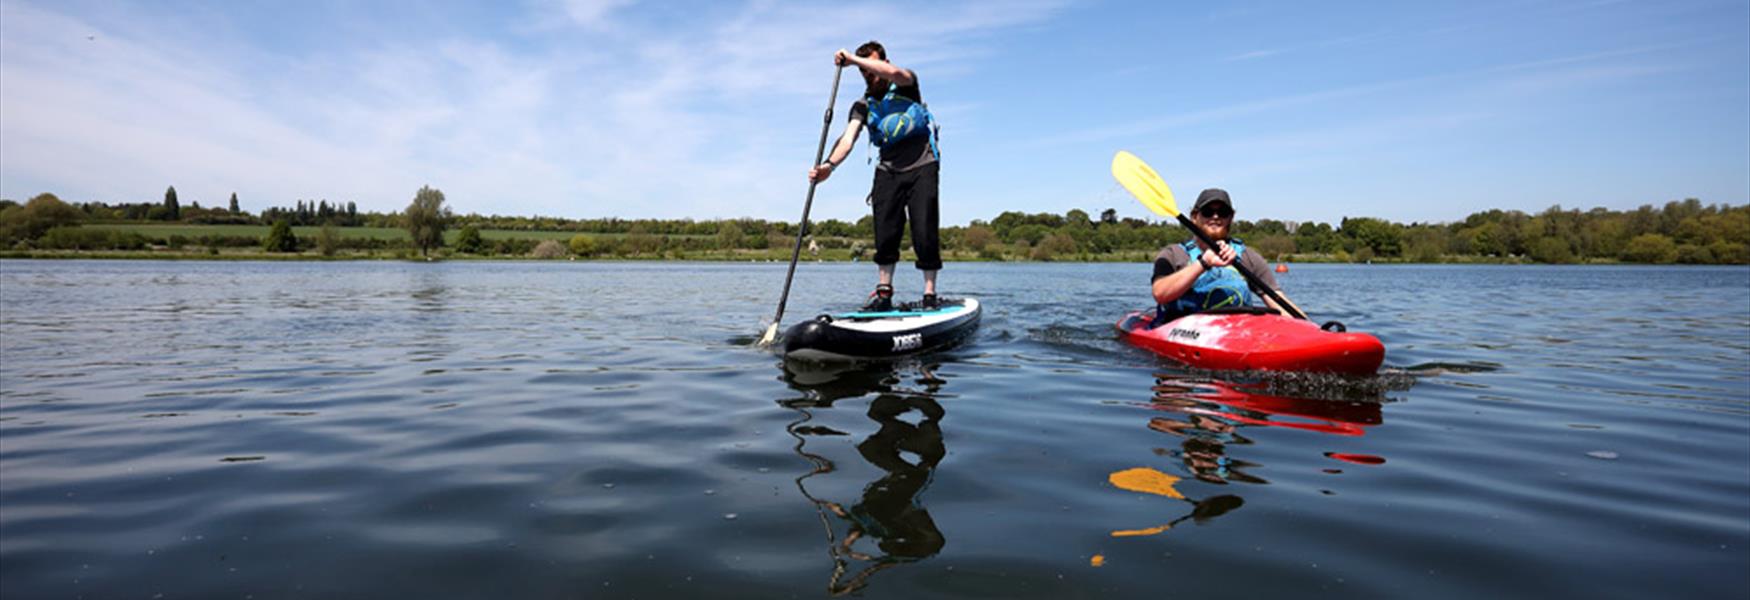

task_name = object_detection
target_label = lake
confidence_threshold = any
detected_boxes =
[2,260,1746,598]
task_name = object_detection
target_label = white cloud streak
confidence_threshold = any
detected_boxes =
[0,0,1071,220]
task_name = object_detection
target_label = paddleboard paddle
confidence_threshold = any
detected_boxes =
[760,65,845,347]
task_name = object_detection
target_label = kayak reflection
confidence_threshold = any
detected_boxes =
[781,359,949,596]
[1149,373,1386,482]
[1104,373,1389,540]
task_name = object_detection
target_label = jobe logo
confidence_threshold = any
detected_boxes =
[891,333,923,352]
[1166,327,1200,341]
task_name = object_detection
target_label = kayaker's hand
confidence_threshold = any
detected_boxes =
[833,49,853,67]
[808,162,835,183]
[1201,243,1236,268]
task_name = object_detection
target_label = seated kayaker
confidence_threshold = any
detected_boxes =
[1150,188,1301,324]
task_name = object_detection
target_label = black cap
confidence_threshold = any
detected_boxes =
[1192,188,1233,213]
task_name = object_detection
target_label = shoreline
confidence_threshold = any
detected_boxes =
[0,249,1693,266]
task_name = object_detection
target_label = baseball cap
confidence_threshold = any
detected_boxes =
[1192,188,1233,213]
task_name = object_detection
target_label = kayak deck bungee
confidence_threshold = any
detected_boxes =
[1117,306,1384,375]
[783,297,981,361]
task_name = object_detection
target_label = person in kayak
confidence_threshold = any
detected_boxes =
[1151,188,1302,323]
[808,41,942,312]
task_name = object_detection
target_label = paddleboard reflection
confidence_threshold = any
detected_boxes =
[779,359,949,596]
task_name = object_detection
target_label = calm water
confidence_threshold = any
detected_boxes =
[2,260,1746,599]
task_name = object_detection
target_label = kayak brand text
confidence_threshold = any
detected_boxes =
[1167,328,1200,341]
[891,333,922,352]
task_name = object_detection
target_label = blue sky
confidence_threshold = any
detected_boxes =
[2,0,1745,226]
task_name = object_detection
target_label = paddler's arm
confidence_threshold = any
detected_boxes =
[1152,244,1227,305]
[835,49,914,86]
[1151,261,1202,305]
[808,114,863,183]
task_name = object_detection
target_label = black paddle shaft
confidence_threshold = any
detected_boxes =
[1175,213,1308,321]
[771,66,845,330]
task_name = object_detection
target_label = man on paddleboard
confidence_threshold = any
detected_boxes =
[1151,189,1302,322]
[807,41,942,312]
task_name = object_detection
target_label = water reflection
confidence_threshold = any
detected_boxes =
[1107,466,1244,538]
[780,360,948,596]
[1149,373,1389,481]
[1106,373,1390,538]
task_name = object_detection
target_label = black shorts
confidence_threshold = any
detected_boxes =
[869,161,941,270]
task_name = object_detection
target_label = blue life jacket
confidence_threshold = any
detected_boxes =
[1165,238,1256,316]
[864,83,939,157]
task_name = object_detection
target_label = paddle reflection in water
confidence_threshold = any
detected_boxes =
[1104,373,1390,543]
[779,359,949,596]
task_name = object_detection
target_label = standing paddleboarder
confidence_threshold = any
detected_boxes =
[807,41,943,311]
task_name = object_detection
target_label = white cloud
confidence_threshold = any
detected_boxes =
[559,0,636,29]
[0,0,1071,220]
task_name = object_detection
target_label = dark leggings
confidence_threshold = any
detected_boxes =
[869,161,941,270]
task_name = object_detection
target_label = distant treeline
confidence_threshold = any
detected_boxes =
[1,186,1745,264]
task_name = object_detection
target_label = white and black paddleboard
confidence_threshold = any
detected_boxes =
[782,298,981,361]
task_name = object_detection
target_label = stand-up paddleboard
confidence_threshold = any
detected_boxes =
[1117,306,1384,375]
[783,298,981,361]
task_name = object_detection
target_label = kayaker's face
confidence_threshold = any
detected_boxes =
[1193,203,1234,239]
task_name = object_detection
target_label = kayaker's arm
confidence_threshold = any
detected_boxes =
[1152,261,1202,305]
[1148,248,1218,302]
[808,114,864,183]
[1153,242,1235,305]
[836,49,914,86]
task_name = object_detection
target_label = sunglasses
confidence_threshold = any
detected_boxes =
[1197,206,1234,219]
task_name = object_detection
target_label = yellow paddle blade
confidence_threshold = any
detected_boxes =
[1111,151,1179,218]
[756,323,779,347]
[1110,523,1173,537]
[1108,467,1185,499]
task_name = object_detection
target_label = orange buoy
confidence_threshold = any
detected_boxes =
[1275,263,1288,273]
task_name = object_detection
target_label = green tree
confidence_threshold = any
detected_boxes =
[961,225,996,252]
[163,186,181,221]
[1341,217,1402,256]
[568,234,596,256]
[263,219,298,252]
[404,185,450,257]
[228,193,240,215]
[1675,244,1714,264]
[316,223,340,257]
[1248,234,1296,261]
[717,221,745,249]
[1402,227,1446,263]
[1034,232,1078,261]
[0,193,84,243]
[1064,209,1092,229]
[1528,237,1575,264]
[455,224,485,254]
[1620,233,1677,263]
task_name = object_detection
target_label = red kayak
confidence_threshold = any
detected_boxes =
[1117,307,1385,375]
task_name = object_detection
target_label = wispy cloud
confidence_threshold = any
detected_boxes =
[559,0,637,29]
[1028,42,1693,149]
[0,0,1071,219]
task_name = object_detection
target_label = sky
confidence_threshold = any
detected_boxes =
[2,0,1746,226]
